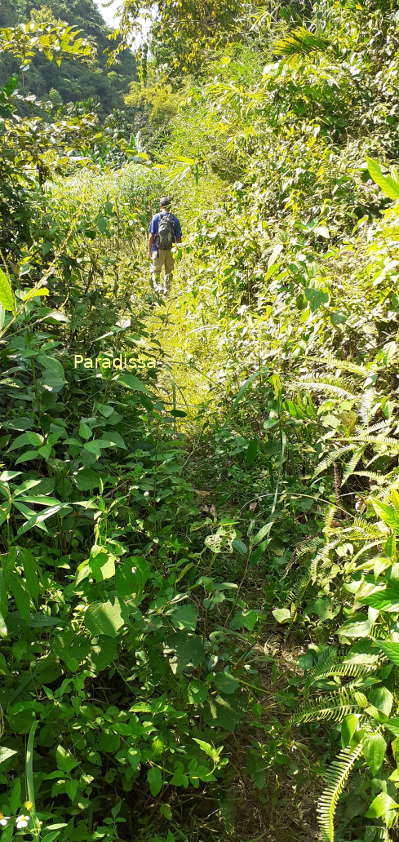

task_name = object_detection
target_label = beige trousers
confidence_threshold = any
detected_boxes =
[151,249,174,294]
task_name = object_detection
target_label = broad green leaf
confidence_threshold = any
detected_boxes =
[16,504,68,538]
[79,421,92,440]
[15,450,42,466]
[305,287,329,311]
[74,468,101,491]
[8,431,44,452]
[187,680,207,705]
[391,489,399,513]
[365,791,399,820]
[147,766,162,796]
[360,588,399,611]
[232,538,248,555]
[171,604,198,631]
[379,641,399,665]
[230,609,260,630]
[115,557,151,599]
[337,617,372,637]
[341,714,359,747]
[0,471,22,481]
[272,607,291,624]
[88,547,115,582]
[171,762,189,788]
[214,670,239,694]
[56,745,80,774]
[18,495,61,506]
[22,287,49,302]
[330,310,347,325]
[166,632,205,673]
[42,310,69,323]
[370,498,399,532]
[385,718,399,737]
[84,600,124,638]
[366,157,399,201]
[363,733,386,775]
[369,686,393,715]
[22,550,40,602]
[37,356,66,393]
[0,267,16,313]
[378,641,399,667]
[42,831,65,842]
[252,521,274,546]
[193,738,221,762]
[88,635,117,673]
[83,439,120,455]
[117,373,148,392]
[6,571,30,620]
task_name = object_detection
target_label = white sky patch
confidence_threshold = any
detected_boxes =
[93,0,153,49]
[93,0,121,29]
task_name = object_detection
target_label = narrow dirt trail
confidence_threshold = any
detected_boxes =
[144,287,217,421]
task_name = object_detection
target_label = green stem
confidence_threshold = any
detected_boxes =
[26,720,40,838]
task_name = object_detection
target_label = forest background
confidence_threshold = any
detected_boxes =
[2,1,399,842]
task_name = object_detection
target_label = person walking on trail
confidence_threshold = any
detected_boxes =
[148,196,182,296]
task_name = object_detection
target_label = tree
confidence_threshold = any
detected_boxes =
[0,0,137,114]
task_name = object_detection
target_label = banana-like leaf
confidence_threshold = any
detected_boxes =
[366,157,399,201]
[0,267,16,314]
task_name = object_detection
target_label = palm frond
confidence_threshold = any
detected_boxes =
[318,743,363,842]
[273,26,331,58]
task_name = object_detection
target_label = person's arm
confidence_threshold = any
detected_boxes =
[174,216,182,244]
[148,215,158,257]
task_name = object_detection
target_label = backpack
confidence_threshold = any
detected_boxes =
[157,212,174,250]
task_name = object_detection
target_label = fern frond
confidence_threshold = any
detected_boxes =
[319,356,369,378]
[341,447,365,486]
[290,689,365,726]
[286,570,313,603]
[282,536,323,580]
[351,470,387,485]
[305,659,379,689]
[329,517,384,542]
[347,434,399,451]
[318,743,363,842]
[309,554,320,581]
[273,26,331,57]
[293,376,358,399]
[315,444,355,477]
[312,539,342,570]
[359,420,389,436]
[359,389,375,426]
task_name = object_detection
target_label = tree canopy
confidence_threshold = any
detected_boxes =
[0,0,137,113]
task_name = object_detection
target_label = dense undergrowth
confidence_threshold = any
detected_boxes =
[2,1,399,841]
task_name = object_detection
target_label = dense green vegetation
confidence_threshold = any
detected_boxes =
[0,0,136,114]
[2,1,399,841]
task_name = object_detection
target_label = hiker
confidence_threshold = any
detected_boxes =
[148,196,182,295]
